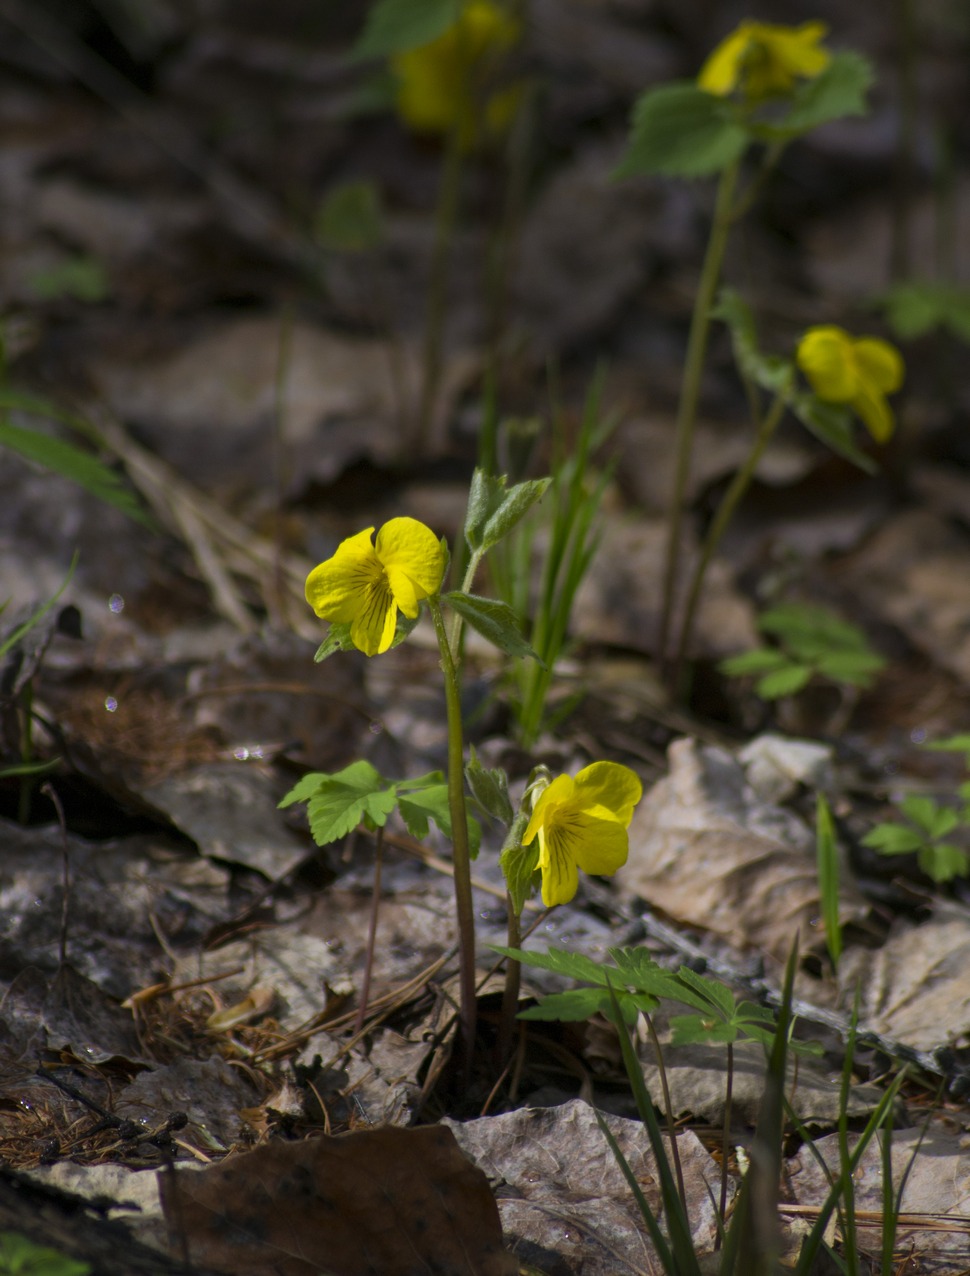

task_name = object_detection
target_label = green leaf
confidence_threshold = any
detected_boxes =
[816,792,842,967]
[719,647,790,677]
[671,966,736,1018]
[518,987,626,1022]
[28,254,109,303]
[315,180,384,253]
[771,51,874,135]
[880,282,970,343]
[480,478,551,552]
[608,948,688,1002]
[787,389,877,473]
[463,469,508,551]
[714,288,795,394]
[759,603,871,651]
[756,664,813,699]
[499,828,540,917]
[815,649,886,688]
[443,591,541,661]
[918,842,969,883]
[0,1232,91,1276]
[924,733,970,764]
[614,82,749,179]
[397,783,482,856]
[353,0,463,58]
[491,944,615,985]
[465,749,514,825]
[861,823,926,855]
[0,421,149,525]
[669,1013,741,1046]
[898,795,958,838]
[301,760,399,845]
[277,772,330,810]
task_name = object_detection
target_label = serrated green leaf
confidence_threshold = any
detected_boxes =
[316,180,384,253]
[480,478,551,552]
[615,82,749,179]
[771,51,874,134]
[669,1013,741,1046]
[398,784,482,856]
[465,749,514,825]
[607,948,685,1001]
[756,664,813,699]
[898,795,957,838]
[672,966,736,1018]
[0,421,150,525]
[443,591,541,661]
[491,944,616,985]
[788,389,878,473]
[719,647,791,677]
[918,842,969,883]
[353,0,463,58]
[278,772,330,810]
[714,288,795,394]
[302,760,398,845]
[517,987,620,1021]
[861,823,926,855]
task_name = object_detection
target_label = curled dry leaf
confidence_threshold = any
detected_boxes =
[158,1125,517,1276]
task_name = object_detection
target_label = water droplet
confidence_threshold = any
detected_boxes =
[910,727,926,744]
[884,760,898,776]
[369,721,383,735]
[104,696,118,712]
[108,593,125,614]
[233,746,250,761]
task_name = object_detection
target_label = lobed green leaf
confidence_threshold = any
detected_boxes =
[353,0,463,59]
[615,82,749,179]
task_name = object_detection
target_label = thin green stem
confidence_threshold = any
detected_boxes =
[673,385,788,685]
[497,896,521,1065]
[645,1013,687,1215]
[658,156,740,677]
[717,1039,734,1246]
[428,597,477,1080]
[353,824,385,1037]
[416,124,464,451]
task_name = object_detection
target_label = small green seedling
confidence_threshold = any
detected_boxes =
[863,794,968,883]
[720,602,886,700]
[879,280,970,342]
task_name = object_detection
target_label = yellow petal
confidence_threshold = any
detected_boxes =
[569,814,631,878]
[852,385,895,444]
[854,338,904,394]
[349,587,398,656]
[698,24,753,95]
[305,528,379,620]
[796,326,857,402]
[763,22,830,82]
[572,762,643,827]
[375,518,445,619]
[537,825,580,907]
[522,774,575,846]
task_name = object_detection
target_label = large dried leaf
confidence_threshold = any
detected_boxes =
[446,1098,723,1276]
[621,738,872,958]
[159,1126,516,1276]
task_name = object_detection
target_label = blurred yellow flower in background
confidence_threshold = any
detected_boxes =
[305,518,445,657]
[698,20,830,102]
[523,762,643,907]
[796,325,905,443]
[392,1,521,150]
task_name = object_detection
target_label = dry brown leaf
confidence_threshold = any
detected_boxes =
[159,1125,517,1276]
[621,737,871,959]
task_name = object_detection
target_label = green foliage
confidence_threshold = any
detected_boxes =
[28,254,109,303]
[442,591,540,661]
[815,792,842,967]
[464,749,514,825]
[489,377,613,747]
[0,1233,90,1276]
[862,793,968,883]
[315,180,384,253]
[312,610,420,662]
[715,289,877,473]
[0,391,149,525]
[616,52,873,180]
[615,83,748,178]
[720,602,886,700]
[353,0,464,58]
[279,761,481,854]
[879,281,970,342]
[463,469,551,555]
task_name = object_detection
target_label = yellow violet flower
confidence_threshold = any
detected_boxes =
[523,762,643,908]
[305,518,445,657]
[698,20,830,102]
[392,1,521,150]
[796,325,905,443]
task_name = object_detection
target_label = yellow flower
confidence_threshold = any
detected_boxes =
[305,518,445,657]
[796,326,905,443]
[523,762,643,907]
[392,1,521,150]
[698,20,830,102]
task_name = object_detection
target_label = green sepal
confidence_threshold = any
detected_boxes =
[442,591,542,661]
[313,610,420,661]
[465,749,514,826]
[353,0,463,59]
[615,82,749,179]
[499,809,540,917]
